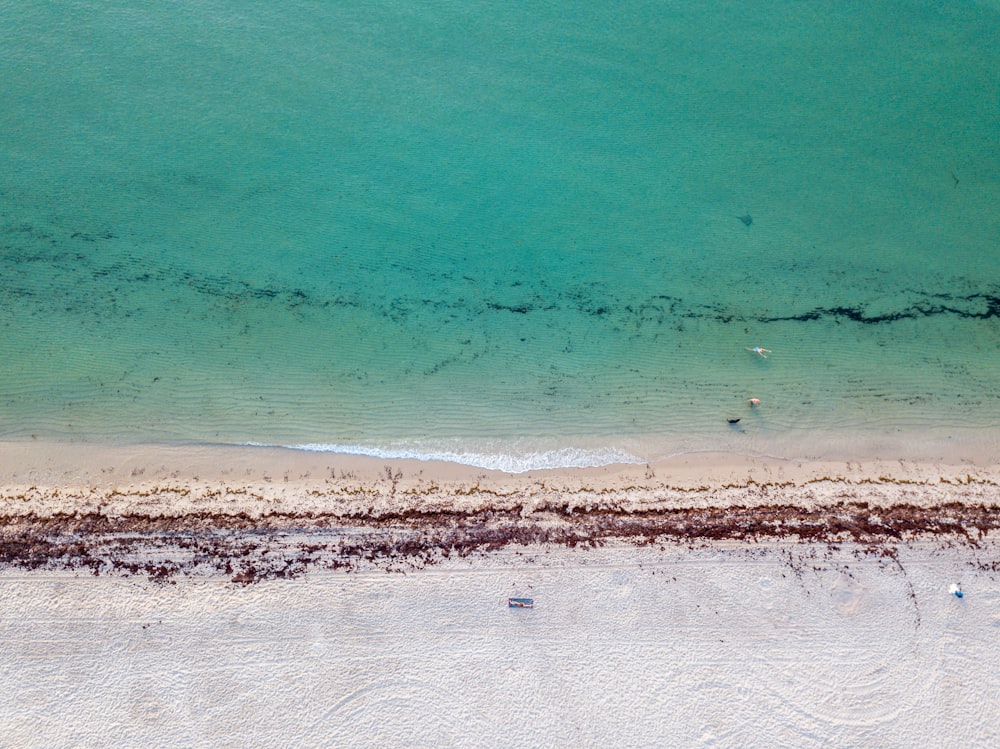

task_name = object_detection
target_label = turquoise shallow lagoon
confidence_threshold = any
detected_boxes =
[2,1,998,470]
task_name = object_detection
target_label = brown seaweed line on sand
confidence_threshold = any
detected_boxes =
[1,500,999,584]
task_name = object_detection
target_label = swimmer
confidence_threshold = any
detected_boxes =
[746,346,771,358]
[747,398,761,407]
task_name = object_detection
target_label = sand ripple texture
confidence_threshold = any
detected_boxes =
[1,542,999,748]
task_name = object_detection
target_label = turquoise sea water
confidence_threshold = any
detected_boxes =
[2,1,998,470]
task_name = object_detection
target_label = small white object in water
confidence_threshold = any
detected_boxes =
[949,583,963,598]
[746,346,771,358]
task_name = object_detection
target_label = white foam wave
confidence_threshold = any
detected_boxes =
[245,440,643,473]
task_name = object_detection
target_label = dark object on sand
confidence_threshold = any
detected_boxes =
[727,417,741,424]
[737,213,753,226]
[508,597,534,608]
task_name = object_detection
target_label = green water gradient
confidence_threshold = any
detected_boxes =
[1,1,998,466]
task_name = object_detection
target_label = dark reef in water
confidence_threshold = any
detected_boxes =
[761,294,1000,325]
[4,217,998,333]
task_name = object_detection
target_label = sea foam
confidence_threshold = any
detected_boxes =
[247,441,643,474]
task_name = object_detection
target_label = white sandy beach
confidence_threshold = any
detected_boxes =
[2,540,999,747]
[1,441,1000,747]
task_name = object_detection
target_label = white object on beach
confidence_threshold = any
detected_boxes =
[950,583,963,598]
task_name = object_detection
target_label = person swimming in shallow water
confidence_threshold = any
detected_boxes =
[746,346,771,358]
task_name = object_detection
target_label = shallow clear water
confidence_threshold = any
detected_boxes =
[2,1,999,469]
